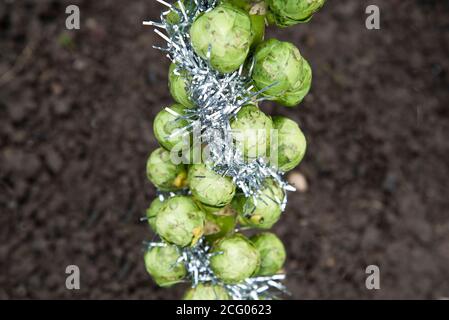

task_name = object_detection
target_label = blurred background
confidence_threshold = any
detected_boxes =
[1,0,448,299]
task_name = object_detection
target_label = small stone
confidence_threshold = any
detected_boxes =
[85,18,98,30]
[325,257,336,268]
[52,99,71,116]
[73,59,86,71]
[45,148,63,174]
[50,83,63,95]
[288,171,308,192]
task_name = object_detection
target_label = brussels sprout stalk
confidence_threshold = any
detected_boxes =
[142,0,324,300]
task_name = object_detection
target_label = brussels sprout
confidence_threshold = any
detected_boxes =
[230,105,272,159]
[249,13,265,49]
[153,104,190,151]
[188,164,236,208]
[210,234,260,283]
[146,148,187,191]
[271,116,306,171]
[267,0,326,27]
[190,3,252,73]
[222,1,266,48]
[204,206,237,242]
[251,39,312,107]
[276,58,312,107]
[155,196,205,247]
[165,0,196,26]
[221,0,251,10]
[166,6,181,25]
[171,137,203,166]
[232,178,284,229]
[144,245,186,287]
[250,232,286,276]
[146,198,166,231]
[221,0,266,13]
[168,63,194,108]
[183,284,230,300]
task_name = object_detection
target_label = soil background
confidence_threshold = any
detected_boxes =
[1,0,448,299]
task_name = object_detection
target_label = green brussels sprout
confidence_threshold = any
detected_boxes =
[146,198,166,231]
[146,148,188,191]
[144,245,186,287]
[171,137,203,166]
[221,0,266,13]
[190,3,252,73]
[267,0,326,27]
[168,63,194,108]
[165,0,196,26]
[249,13,265,49]
[153,104,190,151]
[275,58,312,107]
[230,105,272,159]
[251,39,312,107]
[271,116,307,171]
[188,164,236,208]
[221,0,251,10]
[183,284,230,300]
[232,178,284,229]
[155,196,205,247]
[250,232,286,276]
[204,206,237,242]
[222,1,266,48]
[166,7,181,25]
[210,234,260,283]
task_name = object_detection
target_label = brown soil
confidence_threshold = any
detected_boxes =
[1,0,448,299]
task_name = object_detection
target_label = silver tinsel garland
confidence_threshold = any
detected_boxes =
[143,0,295,203]
[146,238,288,300]
[143,0,292,299]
